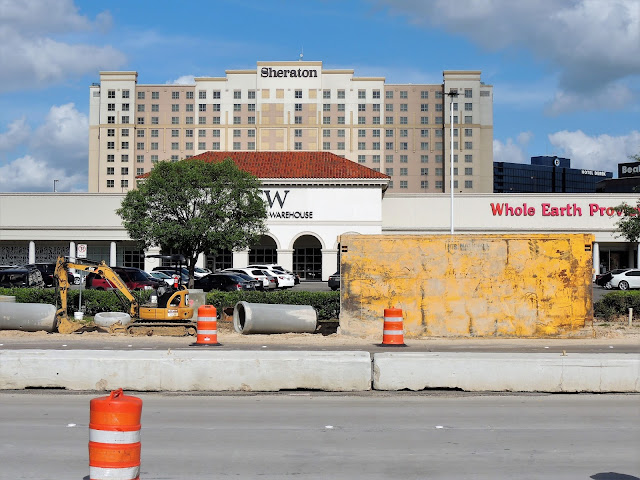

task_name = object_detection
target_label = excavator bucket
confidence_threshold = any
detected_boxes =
[56,311,90,334]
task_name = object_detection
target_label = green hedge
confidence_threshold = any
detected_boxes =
[594,290,640,320]
[0,288,340,321]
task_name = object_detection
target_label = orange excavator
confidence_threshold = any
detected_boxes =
[54,256,195,335]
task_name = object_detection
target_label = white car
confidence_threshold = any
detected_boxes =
[247,264,295,288]
[147,271,176,286]
[223,268,277,290]
[610,269,640,290]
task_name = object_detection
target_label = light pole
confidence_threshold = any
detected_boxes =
[53,179,59,192]
[446,89,458,234]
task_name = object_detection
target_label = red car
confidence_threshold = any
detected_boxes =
[86,267,161,291]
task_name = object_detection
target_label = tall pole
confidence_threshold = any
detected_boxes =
[447,90,458,235]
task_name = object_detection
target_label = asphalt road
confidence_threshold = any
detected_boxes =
[1,392,638,480]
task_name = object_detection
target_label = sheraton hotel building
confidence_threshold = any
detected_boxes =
[88,61,494,194]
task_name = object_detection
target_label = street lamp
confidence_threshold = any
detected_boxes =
[53,179,59,192]
[446,89,459,234]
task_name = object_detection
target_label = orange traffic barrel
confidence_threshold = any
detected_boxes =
[89,388,142,480]
[379,307,407,347]
[192,304,221,346]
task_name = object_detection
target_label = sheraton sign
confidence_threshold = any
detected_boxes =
[260,67,318,78]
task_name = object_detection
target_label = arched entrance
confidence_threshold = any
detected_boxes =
[293,235,322,281]
[249,235,277,264]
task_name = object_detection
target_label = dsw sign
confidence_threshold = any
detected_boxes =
[263,190,313,219]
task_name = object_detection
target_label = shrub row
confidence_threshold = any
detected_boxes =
[594,290,640,320]
[0,288,340,321]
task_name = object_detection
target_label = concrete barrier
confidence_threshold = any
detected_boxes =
[373,352,640,392]
[0,350,372,392]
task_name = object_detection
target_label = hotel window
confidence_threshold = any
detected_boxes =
[171,91,179,99]
[337,129,345,137]
[453,103,458,111]
[295,116,303,124]
[234,104,241,112]
[386,155,393,163]
[358,155,366,164]
[248,117,255,124]
[400,117,408,124]
[171,104,179,112]
[248,129,255,137]
[234,91,241,99]
[151,91,159,99]
[385,142,394,150]
[358,142,366,150]
[248,142,255,150]
[107,103,115,111]
[337,104,345,112]
[213,130,220,137]
[400,91,408,99]
[150,142,158,150]
[358,129,366,138]
[323,90,331,99]
[171,129,179,137]
[136,129,145,138]
[421,104,429,112]
[421,168,429,175]
[465,103,473,111]
[465,154,473,162]
[171,155,179,161]
[122,104,130,112]
[213,91,221,99]
[357,104,365,112]
[137,104,145,112]
[323,141,330,150]
[199,104,206,112]
[198,129,206,137]
[358,116,365,125]
[135,91,144,100]
[121,141,129,149]
[248,91,256,99]
[400,168,408,176]
[385,91,393,99]
[136,168,144,176]
[400,104,408,112]
[421,155,429,163]
[233,116,241,124]
[435,142,443,150]
[372,155,380,163]
[198,91,206,99]
[198,117,206,124]
[323,129,330,138]
[385,129,393,138]
[435,129,443,137]
[121,179,128,188]
[151,117,159,125]
[212,104,220,111]
[454,141,459,149]
[399,144,408,151]
[420,129,429,137]
[388,180,393,188]
[358,90,366,99]
[373,90,380,99]
[372,142,380,150]
[337,116,345,124]
[435,104,443,112]
[454,167,458,175]
[212,142,220,150]
[107,167,114,175]
[121,167,129,175]
[294,141,302,150]
[400,180,408,189]
[186,92,193,99]
[465,180,473,188]
[151,155,158,163]
[107,180,114,188]
[248,104,255,111]
[372,129,380,137]
[295,103,302,112]
[435,167,443,176]
[385,104,393,112]
[150,104,158,112]
[212,117,220,124]
[465,128,473,137]
[435,116,443,124]
[136,117,144,125]
[421,116,428,124]
[185,129,193,138]
[337,90,345,99]
[171,142,179,150]
[465,116,472,124]
[233,142,241,150]
[136,142,144,150]
[400,155,408,163]
[107,154,114,162]
[337,141,345,150]
[465,168,473,175]
[294,89,302,99]
[454,128,459,137]
[399,129,408,137]
[386,168,393,176]
[107,128,115,137]
[420,91,429,99]
[465,89,472,98]
[107,90,115,99]
[421,180,428,189]
[421,142,429,150]
[233,129,241,138]
[372,104,380,112]
[465,142,473,149]
[385,116,393,124]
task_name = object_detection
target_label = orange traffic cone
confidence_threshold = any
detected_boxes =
[191,304,221,346]
[379,307,407,347]
[89,388,142,480]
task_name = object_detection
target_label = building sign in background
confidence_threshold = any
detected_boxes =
[618,161,640,178]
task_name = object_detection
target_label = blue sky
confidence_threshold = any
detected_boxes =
[0,0,638,192]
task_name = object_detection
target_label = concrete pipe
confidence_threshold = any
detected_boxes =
[233,301,317,334]
[0,303,57,332]
[0,296,16,303]
[94,312,132,328]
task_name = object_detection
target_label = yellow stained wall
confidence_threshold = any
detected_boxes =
[339,234,594,338]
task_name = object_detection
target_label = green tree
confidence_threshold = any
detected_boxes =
[613,153,640,242]
[117,158,268,287]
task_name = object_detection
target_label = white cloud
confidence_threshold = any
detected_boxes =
[548,130,640,173]
[493,137,528,164]
[0,104,88,192]
[167,75,196,85]
[374,0,640,109]
[0,117,31,152]
[546,84,636,115]
[0,1,125,92]
[517,131,534,146]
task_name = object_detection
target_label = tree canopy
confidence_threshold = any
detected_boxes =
[613,153,640,242]
[117,158,268,287]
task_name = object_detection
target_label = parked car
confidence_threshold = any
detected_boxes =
[328,271,341,291]
[223,268,276,290]
[222,272,261,290]
[194,273,257,292]
[0,267,45,288]
[86,266,162,291]
[193,267,212,278]
[153,269,189,285]
[147,270,176,286]
[247,264,295,288]
[24,262,79,287]
[595,269,626,289]
[609,269,640,290]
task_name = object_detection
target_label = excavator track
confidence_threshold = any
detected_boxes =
[109,321,197,337]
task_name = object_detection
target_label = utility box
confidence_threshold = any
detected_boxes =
[339,234,594,338]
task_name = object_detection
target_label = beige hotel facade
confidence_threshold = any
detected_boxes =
[88,61,493,194]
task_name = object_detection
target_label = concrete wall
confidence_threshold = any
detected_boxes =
[339,233,594,338]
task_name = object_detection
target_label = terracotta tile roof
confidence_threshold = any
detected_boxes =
[187,151,390,180]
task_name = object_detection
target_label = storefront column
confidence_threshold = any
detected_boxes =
[110,242,117,267]
[144,246,161,271]
[592,242,600,280]
[196,252,205,268]
[321,249,338,281]
[69,242,76,261]
[277,249,294,272]
[628,245,635,270]
[233,250,249,268]
[28,241,35,264]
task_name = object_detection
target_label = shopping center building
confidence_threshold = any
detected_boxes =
[88,61,494,195]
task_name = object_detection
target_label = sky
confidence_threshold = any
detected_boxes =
[0,0,638,192]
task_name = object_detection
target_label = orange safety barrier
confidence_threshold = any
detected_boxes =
[380,307,407,347]
[192,304,221,346]
[89,388,142,480]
